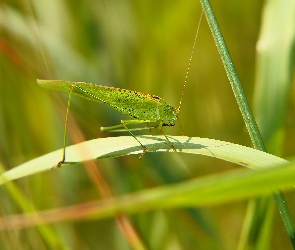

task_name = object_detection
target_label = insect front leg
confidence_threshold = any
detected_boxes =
[158,121,176,152]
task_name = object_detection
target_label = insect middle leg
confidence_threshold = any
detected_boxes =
[121,120,176,154]
[120,120,147,158]
[101,119,151,158]
[101,119,176,157]
[146,122,154,136]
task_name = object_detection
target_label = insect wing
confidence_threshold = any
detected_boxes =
[74,82,164,121]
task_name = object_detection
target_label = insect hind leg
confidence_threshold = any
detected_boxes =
[54,82,75,169]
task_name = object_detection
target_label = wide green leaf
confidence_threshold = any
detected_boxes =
[0,135,287,185]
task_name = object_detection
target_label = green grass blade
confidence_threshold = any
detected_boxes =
[0,164,69,250]
[1,157,295,230]
[254,0,295,155]
[241,0,295,244]
[199,0,295,247]
[0,136,287,185]
[200,0,265,151]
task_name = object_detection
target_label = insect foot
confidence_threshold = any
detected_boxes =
[120,120,149,159]
[139,146,147,160]
[157,125,177,153]
[51,160,64,170]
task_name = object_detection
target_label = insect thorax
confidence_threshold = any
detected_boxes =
[162,103,178,124]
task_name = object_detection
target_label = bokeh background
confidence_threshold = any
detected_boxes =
[1,0,295,249]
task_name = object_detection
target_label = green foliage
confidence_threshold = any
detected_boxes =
[0,136,287,184]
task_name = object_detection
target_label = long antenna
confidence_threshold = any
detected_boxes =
[178,10,203,113]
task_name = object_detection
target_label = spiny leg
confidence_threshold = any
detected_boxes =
[101,119,176,157]
[158,121,176,152]
[177,117,185,136]
[120,120,147,159]
[146,122,154,136]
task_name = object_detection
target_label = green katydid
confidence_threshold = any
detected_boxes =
[37,79,182,162]
[37,11,203,166]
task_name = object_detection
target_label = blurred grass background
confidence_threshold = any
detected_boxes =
[0,0,295,249]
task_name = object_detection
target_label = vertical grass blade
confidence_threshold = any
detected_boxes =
[254,0,295,155]
[199,0,295,247]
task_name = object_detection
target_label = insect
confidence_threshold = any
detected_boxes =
[37,79,182,164]
[37,11,202,166]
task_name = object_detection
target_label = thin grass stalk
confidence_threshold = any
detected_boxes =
[199,0,295,247]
